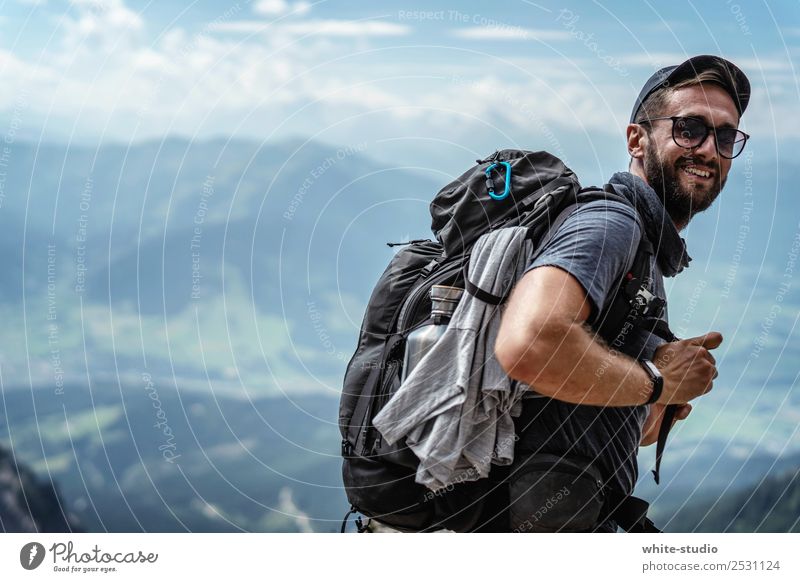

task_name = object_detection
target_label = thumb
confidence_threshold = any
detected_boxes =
[687,331,723,350]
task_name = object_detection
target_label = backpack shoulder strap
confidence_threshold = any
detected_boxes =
[528,185,632,258]
[587,185,679,485]
[594,233,655,336]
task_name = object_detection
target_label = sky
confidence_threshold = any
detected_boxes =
[0,0,797,165]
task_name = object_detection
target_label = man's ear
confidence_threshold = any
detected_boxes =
[627,123,647,161]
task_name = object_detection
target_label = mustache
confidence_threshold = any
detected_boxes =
[676,156,717,175]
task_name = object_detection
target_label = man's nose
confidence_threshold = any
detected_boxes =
[692,130,719,161]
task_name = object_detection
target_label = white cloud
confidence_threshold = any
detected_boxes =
[285,19,409,36]
[452,26,571,41]
[0,49,58,109]
[69,0,142,29]
[253,0,312,17]
[207,21,269,34]
[62,0,144,54]
[294,1,312,16]
[254,0,289,15]
[0,48,35,75]
[0,0,796,149]
[210,19,410,37]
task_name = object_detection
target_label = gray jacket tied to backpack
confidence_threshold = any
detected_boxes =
[374,226,533,491]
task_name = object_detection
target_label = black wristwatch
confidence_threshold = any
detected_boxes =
[640,359,664,405]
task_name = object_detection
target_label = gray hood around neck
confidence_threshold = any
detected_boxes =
[607,171,692,277]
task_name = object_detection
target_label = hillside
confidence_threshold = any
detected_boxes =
[663,465,800,532]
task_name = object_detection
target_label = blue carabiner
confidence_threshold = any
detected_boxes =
[485,161,512,201]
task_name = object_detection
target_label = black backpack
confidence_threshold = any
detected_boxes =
[338,149,676,533]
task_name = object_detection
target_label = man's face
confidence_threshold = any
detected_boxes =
[640,83,740,229]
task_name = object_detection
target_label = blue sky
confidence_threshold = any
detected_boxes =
[0,0,797,172]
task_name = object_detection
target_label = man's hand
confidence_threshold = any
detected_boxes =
[652,332,722,405]
[640,402,692,446]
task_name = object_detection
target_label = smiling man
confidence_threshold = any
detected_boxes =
[630,60,749,230]
[493,55,750,533]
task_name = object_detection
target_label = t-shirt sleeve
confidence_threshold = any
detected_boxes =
[523,200,643,325]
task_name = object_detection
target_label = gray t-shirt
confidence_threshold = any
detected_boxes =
[516,198,669,496]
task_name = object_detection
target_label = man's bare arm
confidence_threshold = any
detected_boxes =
[495,266,720,407]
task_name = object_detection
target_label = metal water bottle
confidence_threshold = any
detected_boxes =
[401,285,464,381]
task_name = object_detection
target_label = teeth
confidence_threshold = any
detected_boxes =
[683,166,710,178]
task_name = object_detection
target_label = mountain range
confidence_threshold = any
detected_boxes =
[0,137,797,531]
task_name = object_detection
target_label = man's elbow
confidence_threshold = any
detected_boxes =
[495,321,566,387]
[495,334,531,381]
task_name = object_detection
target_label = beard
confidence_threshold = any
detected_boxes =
[642,138,725,228]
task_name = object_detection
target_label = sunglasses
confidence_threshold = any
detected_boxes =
[637,116,750,159]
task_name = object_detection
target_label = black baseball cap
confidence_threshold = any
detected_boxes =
[630,55,750,124]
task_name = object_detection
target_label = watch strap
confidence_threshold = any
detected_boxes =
[640,359,663,405]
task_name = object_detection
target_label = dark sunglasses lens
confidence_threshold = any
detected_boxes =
[673,117,706,148]
[717,129,747,158]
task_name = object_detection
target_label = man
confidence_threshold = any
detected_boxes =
[492,55,750,532]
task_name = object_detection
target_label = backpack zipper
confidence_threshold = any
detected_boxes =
[397,258,465,333]
[369,358,400,453]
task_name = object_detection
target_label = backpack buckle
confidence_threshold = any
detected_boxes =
[533,192,553,212]
[533,184,571,212]
[341,439,355,457]
[420,259,439,279]
[632,287,665,318]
